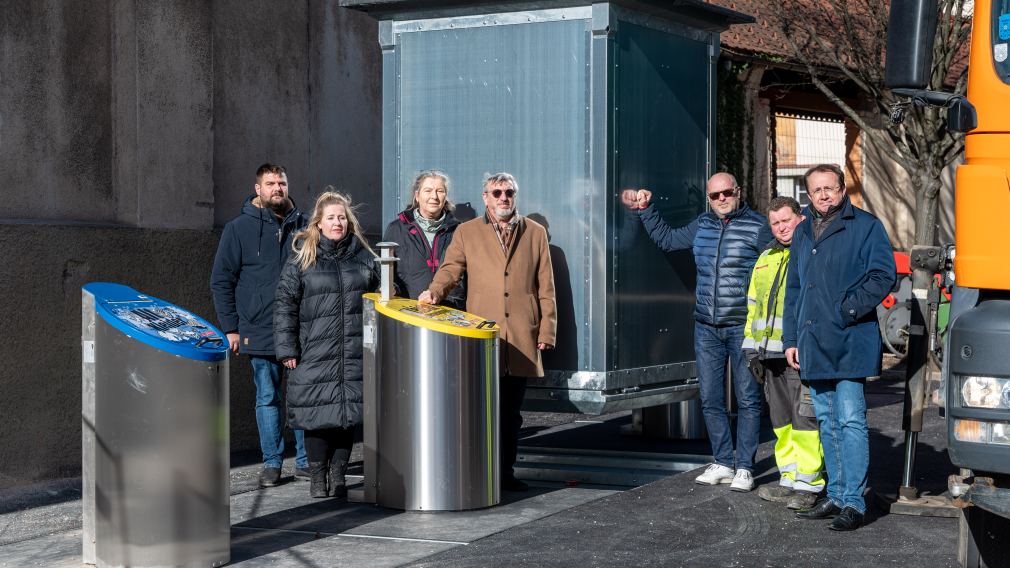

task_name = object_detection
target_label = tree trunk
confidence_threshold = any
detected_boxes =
[912,169,942,247]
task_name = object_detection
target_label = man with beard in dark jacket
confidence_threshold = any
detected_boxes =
[211,163,308,487]
[622,173,772,492]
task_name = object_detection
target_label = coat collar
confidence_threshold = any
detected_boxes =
[483,210,526,264]
[802,196,854,245]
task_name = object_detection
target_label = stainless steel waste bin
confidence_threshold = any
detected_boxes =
[82,282,230,568]
[362,294,500,511]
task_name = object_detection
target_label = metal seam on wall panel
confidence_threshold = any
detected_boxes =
[391,7,592,34]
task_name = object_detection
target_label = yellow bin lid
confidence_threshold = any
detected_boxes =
[363,293,499,339]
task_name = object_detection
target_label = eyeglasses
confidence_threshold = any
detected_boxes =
[707,188,738,201]
[488,189,516,199]
[809,186,843,196]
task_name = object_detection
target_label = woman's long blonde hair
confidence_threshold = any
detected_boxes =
[291,189,374,271]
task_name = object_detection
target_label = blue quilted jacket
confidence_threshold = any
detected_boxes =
[639,203,772,326]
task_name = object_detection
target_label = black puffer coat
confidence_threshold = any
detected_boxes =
[273,234,379,431]
[382,208,465,309]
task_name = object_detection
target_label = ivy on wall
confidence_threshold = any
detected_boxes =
[716,61,758,210]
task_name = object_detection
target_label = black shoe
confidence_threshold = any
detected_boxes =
[829,507,864,531]
[309,462,328,498]
[502,477,529,492]
[294,467,311,480]
[795,498,842,519]
[258,467,281,488]
[328,459,348,499]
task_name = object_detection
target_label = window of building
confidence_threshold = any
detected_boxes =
[774,113,846,206]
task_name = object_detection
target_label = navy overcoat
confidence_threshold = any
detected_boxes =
[782,198,896,380]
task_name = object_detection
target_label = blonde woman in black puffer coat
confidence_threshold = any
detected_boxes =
[274,190,379,499]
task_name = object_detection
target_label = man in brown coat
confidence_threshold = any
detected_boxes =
[419,172,557,491]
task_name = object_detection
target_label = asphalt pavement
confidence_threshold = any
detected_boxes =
[0,361,960,567]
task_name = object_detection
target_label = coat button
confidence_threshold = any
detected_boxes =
[504,271,509,276]
[808,283,814,289]
[505,313,509,318]
[805,320,812,325]
[811,249,818,255]
[504,292,509,297]
[849,309,856,315]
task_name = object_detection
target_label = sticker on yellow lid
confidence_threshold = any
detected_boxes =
[363,294,498,339]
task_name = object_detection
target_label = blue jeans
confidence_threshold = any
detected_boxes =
[809,378,868,513]
[695,322,762,471]
[249,356,307,469]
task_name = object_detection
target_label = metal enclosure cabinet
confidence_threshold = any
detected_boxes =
[82,283,229,568]
[344,0,751,413]
[362,294,500,510]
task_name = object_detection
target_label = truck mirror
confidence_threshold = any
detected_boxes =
[947,98,978,133]
[885,0,939,89]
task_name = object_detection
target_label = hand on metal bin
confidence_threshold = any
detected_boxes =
[282,358,298,370]
[226,332,240,354]
[418,290,438,305]
[785,347,801,371]
[538,343,553,350]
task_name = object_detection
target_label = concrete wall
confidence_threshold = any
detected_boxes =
[0,0,381,490]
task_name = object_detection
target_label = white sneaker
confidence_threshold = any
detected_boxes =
[695,463,735,485]
[730,469,754,492]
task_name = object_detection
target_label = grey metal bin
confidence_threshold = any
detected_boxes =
[82,282,230,568]
[361,293,500,511]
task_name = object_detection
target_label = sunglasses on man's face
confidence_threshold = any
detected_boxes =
[488,189,516,199]
[707,188,737,201]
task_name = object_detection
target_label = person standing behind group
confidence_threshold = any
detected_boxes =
[274,191,380,499]
[211,163,309,488]
[783,164,895,531]
[622,173,772,491]
[419,172,557,492]
[742,196,825,510]
[383,170,466,309]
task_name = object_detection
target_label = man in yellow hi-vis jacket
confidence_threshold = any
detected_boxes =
[743,196,825,510]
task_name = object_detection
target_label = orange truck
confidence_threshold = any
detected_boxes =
[887,1,1010,566]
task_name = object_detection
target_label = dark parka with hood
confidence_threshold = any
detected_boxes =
[382,208,466,309]
[273,234,379,431]
[639,203,773,326]
[782,198,896,380]
[211,195,306,356]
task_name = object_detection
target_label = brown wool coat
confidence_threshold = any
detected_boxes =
[427,214,558,378]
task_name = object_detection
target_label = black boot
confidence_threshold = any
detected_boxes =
[329,458,348,499]
[309,462,328,498]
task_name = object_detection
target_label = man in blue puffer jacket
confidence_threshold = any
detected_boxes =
[623,173,773,491]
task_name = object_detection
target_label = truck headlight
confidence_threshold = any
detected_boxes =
[991,422,1010,445]
[952,419,1010,445]
[959,375,1010,409]
[953,419,987,443]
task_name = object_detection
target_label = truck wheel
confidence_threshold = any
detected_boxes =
[959,506,1010,568]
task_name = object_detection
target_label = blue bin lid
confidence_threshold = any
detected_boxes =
[83,282,228,362]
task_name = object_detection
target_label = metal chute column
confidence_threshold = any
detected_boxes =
[362,250,500,510]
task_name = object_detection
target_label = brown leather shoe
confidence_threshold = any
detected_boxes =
[786,491,819,510]
[757,485,795,503]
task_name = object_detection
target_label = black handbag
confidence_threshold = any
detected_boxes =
[747,350,766,384]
